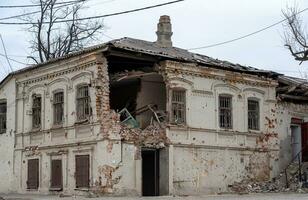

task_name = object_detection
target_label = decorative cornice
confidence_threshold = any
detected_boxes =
[160,61,277,88]
[17,60,96,86]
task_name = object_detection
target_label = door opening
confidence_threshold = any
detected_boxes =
[27,159,39,190]
[142,149,159,196]
[302,122,308,162]
[51,159,63,190]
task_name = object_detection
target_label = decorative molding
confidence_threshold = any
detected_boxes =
[192,89,213,97]
[214,83,240,92]
[167,77,194,86]
[46,149,68,156]
[243,87,266,95]
[162,65,277,88]
[72,146,94,153]
[18,61,96,86]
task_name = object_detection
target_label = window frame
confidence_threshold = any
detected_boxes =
[76,84,91,122]
[219,94,233,129]
[0,101,7,134]
[32,95,42,129]
[248,99,260,131]
[53,91,64,125]
[170,89,186,125]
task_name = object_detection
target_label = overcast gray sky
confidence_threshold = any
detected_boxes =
[0,0,308,81]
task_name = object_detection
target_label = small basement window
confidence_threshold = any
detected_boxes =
[53,92,64,125]
[248,99,259,130]
[219,95,232,129]
[171,90,186,124]
[0,101,6,133]
[76,85,90,121]
[32,96,41,129]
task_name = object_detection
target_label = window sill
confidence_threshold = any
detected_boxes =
[248,129,261,134]
[75,119,89,125]
[49,187,62,191]
[30,128,42,133]
[51,124,63,130]
[26,188,39,191]
[74,187,89,191]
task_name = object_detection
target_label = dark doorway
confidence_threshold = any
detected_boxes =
[302,122,308,162]
[27,159,39,190]
[142,149,159,196]
[75,155,90,188]
[51,159,63,190]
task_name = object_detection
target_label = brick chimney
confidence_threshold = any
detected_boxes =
[156,15,173,47]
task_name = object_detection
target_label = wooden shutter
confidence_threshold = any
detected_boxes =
[302,122,308,162]
[75,155,89,188]
[51,160,63,189]
[27,159,39,189]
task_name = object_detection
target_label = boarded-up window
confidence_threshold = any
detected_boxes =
[0,102,6,134]
[27,159,39,190]
[32,96,41,129]
[219,95,232,129]
[51,160,63,189]
[248,100,259,130]
[75,155,89,188]
[53,92,64,125]
[76,85,90,121]
[171,90,185,124]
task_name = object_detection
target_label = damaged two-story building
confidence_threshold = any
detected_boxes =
[0,15,308,196]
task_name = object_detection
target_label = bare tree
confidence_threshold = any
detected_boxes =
[283,5,308,64]
[25,0,104,63]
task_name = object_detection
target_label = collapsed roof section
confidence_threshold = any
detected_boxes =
[277,75,308,102]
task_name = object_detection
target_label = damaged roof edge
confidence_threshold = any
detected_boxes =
[0,37,280,88]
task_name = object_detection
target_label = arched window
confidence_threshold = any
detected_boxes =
[53,91,64,125]
[32,95,42,129]
[248,99,259,130]
[76,85,90,121]
[219,95,232,129]
[171,89,186,124]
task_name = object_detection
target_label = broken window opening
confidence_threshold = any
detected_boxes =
[219,95,232,129]
[32,96,41,129]
[107,55,166,129]
[248,99,259,130]
[76,85,90,121]
[53,92,64,125]
[0,101,6,134]
[171,90,186,124]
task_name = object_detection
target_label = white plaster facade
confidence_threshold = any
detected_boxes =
[0,39,304,196]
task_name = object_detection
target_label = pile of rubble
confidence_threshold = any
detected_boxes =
[229,162,308,194]
[119,122,170,148]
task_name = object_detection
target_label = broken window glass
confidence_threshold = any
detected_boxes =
[0,102,6,133]
[53,92,64,125]
[76,85,90,121]
[248,99,259,130]
[219,95,232,129]
[32,96,41,129]
[171,90,186,124]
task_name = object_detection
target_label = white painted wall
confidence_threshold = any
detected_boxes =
[0,77,16,193]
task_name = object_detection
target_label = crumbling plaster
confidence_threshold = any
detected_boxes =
[158,60,280,194]
[0,51,302,196]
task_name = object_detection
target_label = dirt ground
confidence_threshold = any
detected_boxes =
[1,193,308,200]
